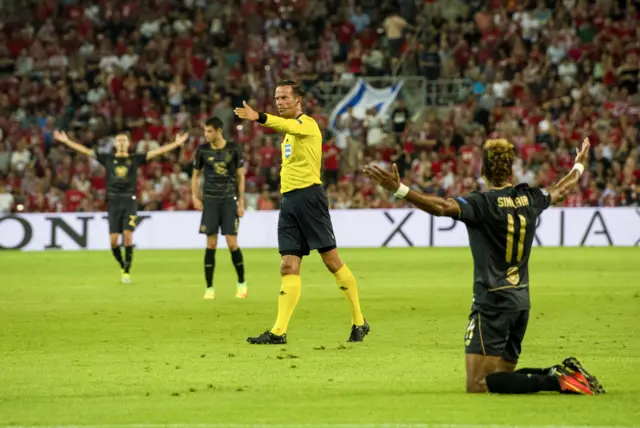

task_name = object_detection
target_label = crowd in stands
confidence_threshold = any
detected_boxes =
[0,0,639,215]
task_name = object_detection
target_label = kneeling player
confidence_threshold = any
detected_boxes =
[365,138,605,395]
[192,118,247,299]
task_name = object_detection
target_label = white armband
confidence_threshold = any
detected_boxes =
[572,163,584,176]
[394,183,410,199]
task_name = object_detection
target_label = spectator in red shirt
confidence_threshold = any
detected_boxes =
[323,138,341,187]
[259,136,278,179]
[257,185,275,210]
[64,182,87,212]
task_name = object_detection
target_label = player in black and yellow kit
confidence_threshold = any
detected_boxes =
[365,138,605,396]
[234,80,368,344]
[192,117,247,300]
[53,130,188,283]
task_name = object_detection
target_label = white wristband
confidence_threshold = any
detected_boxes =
[394,183,410,199]
[572,163,584,176]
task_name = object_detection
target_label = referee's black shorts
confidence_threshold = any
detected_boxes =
[278,184,337,257]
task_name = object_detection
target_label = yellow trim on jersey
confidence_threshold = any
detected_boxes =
[487,284,530,292]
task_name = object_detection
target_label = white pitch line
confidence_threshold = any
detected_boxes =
[3,424,637,428]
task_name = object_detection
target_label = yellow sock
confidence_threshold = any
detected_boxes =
[271,274,301,336]
[335,264,365,326]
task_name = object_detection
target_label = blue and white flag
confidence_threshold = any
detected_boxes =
[329,78,404,129]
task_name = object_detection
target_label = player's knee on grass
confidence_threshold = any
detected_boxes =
[123,231,133,246]
[319,248,343,274]
[280,255,301,276]
[465,354,501,393]
[110,233,119,248]
[466,377,489,393]
[466,369,491,393]
[207,235,218,250]
[225,235,238,251]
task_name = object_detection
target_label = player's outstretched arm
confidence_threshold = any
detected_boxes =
[544,138,590,205]
[364,163,460,218]
[53,131,95,157]
[234,101,316,136]
[146,132,189,161]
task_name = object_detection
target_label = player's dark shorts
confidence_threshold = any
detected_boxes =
[107,197,138,234]
[464,309,530,364]
[278,184,336,257]
[199,198,238,236]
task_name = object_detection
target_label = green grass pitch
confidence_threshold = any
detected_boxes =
[0,247,639,427]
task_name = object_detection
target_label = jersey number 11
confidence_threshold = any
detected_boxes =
[505,213,527,263]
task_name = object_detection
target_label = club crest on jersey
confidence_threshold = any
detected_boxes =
[284,143,292,159]
[506,266,520,285]
[115,166,128,177]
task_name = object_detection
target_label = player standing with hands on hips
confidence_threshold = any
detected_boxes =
[53,130,189,283]
[234,80,369,344]
[364,138,605,396]
[192,117,247,300]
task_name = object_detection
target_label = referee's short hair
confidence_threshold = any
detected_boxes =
[204,117,224,130]
[277,79,304,98]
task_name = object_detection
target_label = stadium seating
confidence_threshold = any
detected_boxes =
[0,0,638,214]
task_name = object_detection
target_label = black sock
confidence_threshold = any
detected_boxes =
[516,367,553,375]
[486,372,561,394]
[111,246,124,269]
[124,246,133,273]
[231,248,245,283]
[205,248,216,288]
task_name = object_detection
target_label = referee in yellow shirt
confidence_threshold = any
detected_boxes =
[234,80,369,344]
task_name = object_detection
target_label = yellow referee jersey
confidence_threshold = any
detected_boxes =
[259,113,323,194]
